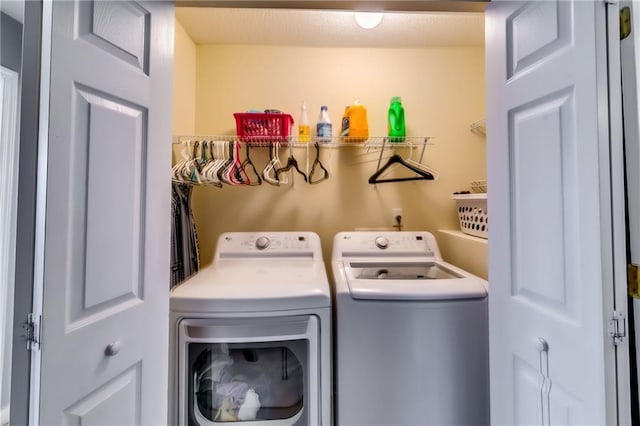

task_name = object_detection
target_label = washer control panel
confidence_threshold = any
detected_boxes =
[333,231,439,259]
[216,232,322,259]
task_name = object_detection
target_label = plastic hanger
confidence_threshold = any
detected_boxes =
[198,141,213,186]
[241,144,262,186]
[210,141,229,186]
[262,144,281,186]
[263,143,288,186]
[368,153,434,184]
[173,139,198,183]
[224,141,239,185]
[199,140,209,168]
[309,142,329,184]
[225,141,250,185]
[197,141,214,186]
[181,140,204,184]
[217,141,236,185]
[275,144,288,184]
[404,141,440,180]
[200,140,223,188]
[276,148,308,183]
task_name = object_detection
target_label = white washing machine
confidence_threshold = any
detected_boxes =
[170,232,332,426]
[332,231,489,426]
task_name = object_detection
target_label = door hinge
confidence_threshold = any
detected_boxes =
[25,313,41,351]
[609,311,626,345]
[629,263,640,298]
[621,6,632,40]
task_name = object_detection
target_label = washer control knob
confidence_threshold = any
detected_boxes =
[255,236,270,250]
[375,236,389,249]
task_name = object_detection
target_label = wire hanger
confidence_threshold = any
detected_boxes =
[309,142,329,184]
[276,147,308,183]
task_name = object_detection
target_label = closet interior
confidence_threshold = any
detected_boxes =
[171,7,487,277]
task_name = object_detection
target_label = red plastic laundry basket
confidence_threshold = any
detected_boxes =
[233,112,294,143]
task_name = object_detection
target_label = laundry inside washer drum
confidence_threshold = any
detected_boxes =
[352,262,462,280]
[192,343,304,422]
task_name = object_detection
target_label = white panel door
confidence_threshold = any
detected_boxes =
[38,1,173,424]
[486,1,615,424]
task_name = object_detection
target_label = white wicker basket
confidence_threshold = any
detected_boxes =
[452,193,488,239]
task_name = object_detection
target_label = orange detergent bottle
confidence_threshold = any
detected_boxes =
[340,101,369,142]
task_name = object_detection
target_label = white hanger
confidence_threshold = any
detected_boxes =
[263,142,288,185]
[181,140,203,184]
[405,141,439,180]
[201,141,226,187]
[172,140,193,183]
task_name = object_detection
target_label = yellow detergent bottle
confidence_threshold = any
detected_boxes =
[341,101,369,142]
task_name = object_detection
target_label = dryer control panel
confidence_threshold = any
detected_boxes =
[333,231,440,259]
[215,232,323,260]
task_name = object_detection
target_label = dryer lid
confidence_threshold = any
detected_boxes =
[170,260,331,313]
[343,261,487,301]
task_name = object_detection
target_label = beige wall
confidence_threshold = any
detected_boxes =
[180,44,487,275]
[173,20,196,136]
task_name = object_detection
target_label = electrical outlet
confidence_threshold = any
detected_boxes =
[392,208,403,223]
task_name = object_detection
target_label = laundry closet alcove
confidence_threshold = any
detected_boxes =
[172,7,487,278]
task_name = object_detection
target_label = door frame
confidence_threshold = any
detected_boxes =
[603,1,632,424]
[9,1,46,425]
[24,0,53,424]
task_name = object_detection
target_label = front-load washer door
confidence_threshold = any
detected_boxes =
[344,261,487,300]
[177,316,320,426]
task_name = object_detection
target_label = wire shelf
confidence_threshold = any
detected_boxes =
[172,135,433,148]
[471,180,487,193]
[469,119,486,136]
[171,135,437,187]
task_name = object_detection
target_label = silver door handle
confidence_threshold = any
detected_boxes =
[105,341,121,356]
[536,337,550,426]
[536,337,549,353]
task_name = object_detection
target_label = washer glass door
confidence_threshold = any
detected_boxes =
[179,316,318,426]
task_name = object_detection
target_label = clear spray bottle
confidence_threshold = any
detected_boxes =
[298,101,310,142]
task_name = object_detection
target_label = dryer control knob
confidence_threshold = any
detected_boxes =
[255,236,271,250]
[375,236,389,249]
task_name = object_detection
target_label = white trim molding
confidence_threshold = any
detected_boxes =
[0,65,20,426]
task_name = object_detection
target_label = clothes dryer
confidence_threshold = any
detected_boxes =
[332,231,488,426]
[170,232,331,426]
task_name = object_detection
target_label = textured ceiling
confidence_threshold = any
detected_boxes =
[176,8,484,47]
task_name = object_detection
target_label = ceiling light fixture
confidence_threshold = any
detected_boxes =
[354,12,384,29]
